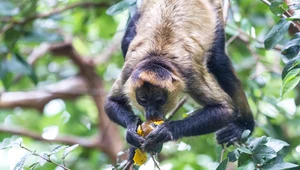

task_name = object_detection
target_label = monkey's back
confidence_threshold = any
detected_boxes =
[126,0,219,67]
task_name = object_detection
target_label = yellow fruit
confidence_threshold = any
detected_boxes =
[137,120,164,137]
[134,120,165,166]
[133,149,147,165]
[153,120,164,125]
[137,125,143,136]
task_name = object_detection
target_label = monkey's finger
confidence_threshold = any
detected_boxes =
[216,124,235,136]
[216,128,235,141]
[226,137,239,147]
[126,133,145,148]
[217,134,236,145]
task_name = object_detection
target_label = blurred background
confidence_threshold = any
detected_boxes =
[0,0,299,169]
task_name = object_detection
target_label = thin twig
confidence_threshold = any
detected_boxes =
[123,160,133,170]
[166,96,188,121]
[20,144,71,170]
[260,0,300,30]
[150,154,161,170]
[226,33,239,47]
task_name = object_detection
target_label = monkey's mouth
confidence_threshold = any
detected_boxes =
[145,114,164,122]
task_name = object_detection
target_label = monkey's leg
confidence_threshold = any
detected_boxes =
[208,26,255,145]
[121,12,140,57]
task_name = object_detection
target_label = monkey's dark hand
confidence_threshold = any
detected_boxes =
[126,118,145,148]
[142,123,173,153]
[216,122,245,147]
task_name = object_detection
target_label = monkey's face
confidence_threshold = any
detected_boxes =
[135,83,168,121]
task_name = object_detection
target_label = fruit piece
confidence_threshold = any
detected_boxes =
[133,149,147,165]
[137,125,143,136]
[153,120,164,125]
[133,120,165,166]
[137,120,165,137]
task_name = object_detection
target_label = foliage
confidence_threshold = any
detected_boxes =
[0,0,300,170]
[263,0,300,98]
[0,136,77,170]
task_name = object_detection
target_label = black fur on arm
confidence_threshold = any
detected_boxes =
[169,105,233,140]
[105,89,145,148]
[121,12,140,58]
[105,94,139,128]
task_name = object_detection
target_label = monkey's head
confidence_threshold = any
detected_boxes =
[125,59,185,120]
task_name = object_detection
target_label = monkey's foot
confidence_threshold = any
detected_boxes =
[216,122,245,147]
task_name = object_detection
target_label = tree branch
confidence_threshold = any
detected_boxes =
[0,76,88,111]
[48,41,123,162]
[0,2,110,35]
[0,124,100,149]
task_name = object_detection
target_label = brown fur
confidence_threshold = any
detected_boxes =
[111,0,236,116]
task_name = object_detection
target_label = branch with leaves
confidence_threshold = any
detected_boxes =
[0,2,110,35]
[1,137,80,170]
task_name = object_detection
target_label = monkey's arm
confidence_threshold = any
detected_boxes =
[143,67,253,151]
[105,78,145,148]
[143,102,235,152]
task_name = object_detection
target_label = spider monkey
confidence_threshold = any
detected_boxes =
[105,0,254,153]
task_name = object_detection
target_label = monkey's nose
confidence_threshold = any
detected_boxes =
[146,109,163,121]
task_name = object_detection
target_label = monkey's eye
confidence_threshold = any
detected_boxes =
[138,98,147,106]
[155,98,166,105]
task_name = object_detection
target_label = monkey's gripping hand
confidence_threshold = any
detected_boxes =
[126,117,145,148]
[216,122,245,147]
[142,123,174,153]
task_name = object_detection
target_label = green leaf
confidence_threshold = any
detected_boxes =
[262,162,299,170]
[228,150,240,162]
[270,0,288,16]
[241,130,251,143]
[0,138,12,149]
[281,38,300,61]
[0,137,23,149]
[13,155,28,170]
[50,145,69,155]
[216,158,229,170]
[237,147,252,155]
[261,154,299,170]
[248,136,268,151]
[29,162,39,170]
[264,19,291,50]
[265,138,289,152]
[252,145,277,164]
[237,161,255,170]
[106,0,136,16]
[62,144,79,159]
[282,58,300,79]
[2,54,38,85]
[280,68,300,97]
